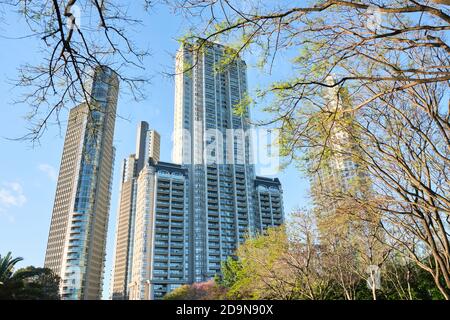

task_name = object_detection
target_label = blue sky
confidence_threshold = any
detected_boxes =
[0,3,310,299]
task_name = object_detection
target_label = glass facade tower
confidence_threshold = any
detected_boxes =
[44,66,119,300]
[173,41,276,282]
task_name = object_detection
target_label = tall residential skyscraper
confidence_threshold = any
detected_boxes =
[110,122,160,300]
[173,41,272,282]
[44,66,119,300]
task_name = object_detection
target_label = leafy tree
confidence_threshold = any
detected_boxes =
[381,256,445,300]
[214,215,446,300]
[163,280,226,300]
[14,267,60,300]
[0,266,60,300]
[0,252,23,285]
[0,0,448,299]
[0,252,60,300]
[215,257,242,290]
[218,216,337,300]
[163,284,192,300]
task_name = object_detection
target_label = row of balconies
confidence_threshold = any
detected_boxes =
[155,234,185,241]
[155,202,185,210]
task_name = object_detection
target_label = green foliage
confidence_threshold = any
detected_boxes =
[163,284,191,300]
[211,225,446,300]
[163,280,226,300]
[233,92,253,117]
[0,252,23,284]
[380,260,445,300]
[163,223,445,300]
[0,254,60,300]
[216,226,337,300]
[216,256,243,290]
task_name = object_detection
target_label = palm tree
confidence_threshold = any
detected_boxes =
[0,252,23,285]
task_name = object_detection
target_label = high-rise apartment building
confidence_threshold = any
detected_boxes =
[110,122,160,300]
[173,41,263,281]
[254,177,284,232]
[128,160,190,300]
[44,66,119,300]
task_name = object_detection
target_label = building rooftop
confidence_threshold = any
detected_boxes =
[255,176,282,187]
[148,158,188,176]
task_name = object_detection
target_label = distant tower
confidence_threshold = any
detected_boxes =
[44,66,119,300]
[309,76,371,218]
[110,122,160,299]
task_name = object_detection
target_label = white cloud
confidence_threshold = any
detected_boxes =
[38,163,58,181]
[0,182,27,208]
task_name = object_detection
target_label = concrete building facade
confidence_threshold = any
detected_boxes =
[110,122,160,299]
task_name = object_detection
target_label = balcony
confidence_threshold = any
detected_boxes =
[156,214,169,221]
[158,188,170,195]
[171,228,183,235]
[157,201,170,208]
[171,214,184,222]
[170,242,184,249]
